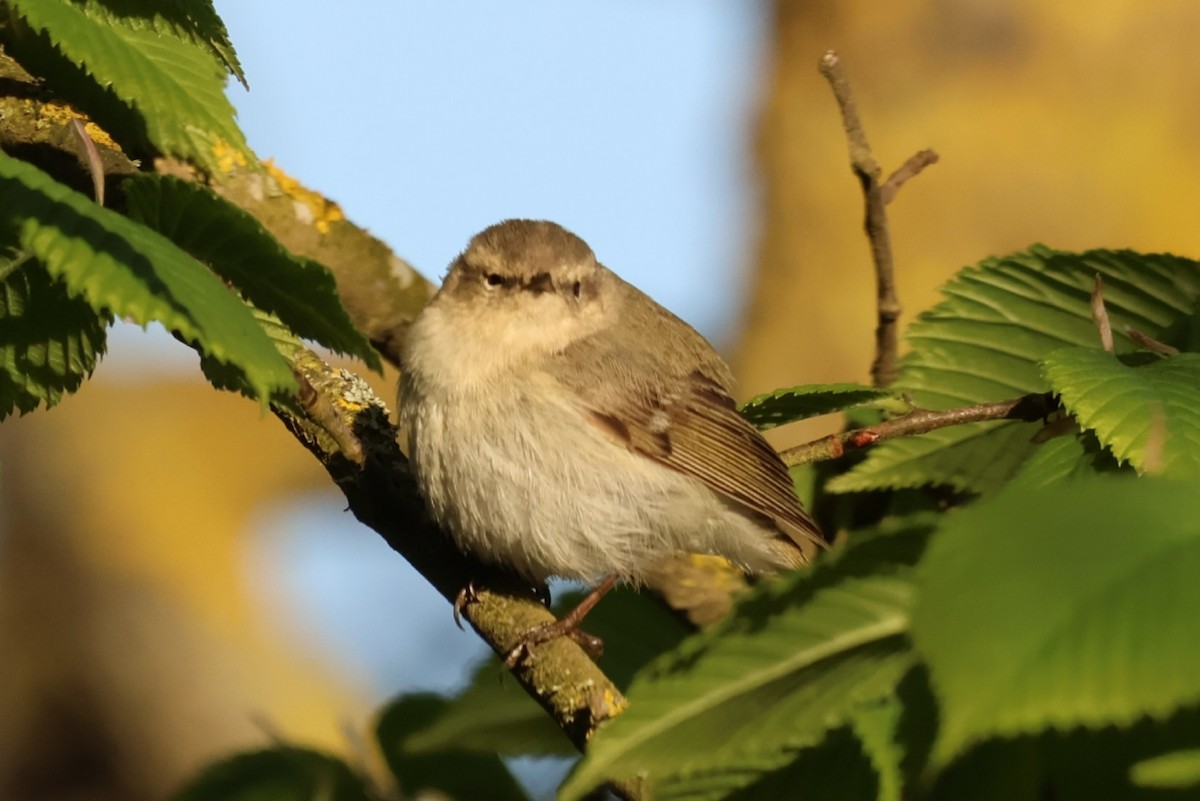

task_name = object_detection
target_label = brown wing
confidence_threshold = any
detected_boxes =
[586,370,825,561]
[548,279,825,561]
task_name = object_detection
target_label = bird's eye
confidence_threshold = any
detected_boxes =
[571,281,582,298]
[485,273,505,288]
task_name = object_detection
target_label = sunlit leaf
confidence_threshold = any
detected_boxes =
[1042,347,1200,477]
[0,152,293,402]
[560,530,927,800]
[4,0,251,171]
[125,175,380,370]
[739,383,897,431]
[912,476,1200,765]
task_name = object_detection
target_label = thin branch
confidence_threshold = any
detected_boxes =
[780,393,1056,467]
[819,50,898,387]
[819,51,938,389]
[1126,325,1179,355]
[881,149,939,204]
[818,51,880,179]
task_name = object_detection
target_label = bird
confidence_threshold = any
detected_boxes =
[398,219,824,662]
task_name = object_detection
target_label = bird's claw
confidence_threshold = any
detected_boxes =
[452,582,479,630]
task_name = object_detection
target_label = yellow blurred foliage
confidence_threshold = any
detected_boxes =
[0,365,385,799]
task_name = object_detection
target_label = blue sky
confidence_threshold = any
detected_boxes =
[216,2,765,342]
[205,1,767,704]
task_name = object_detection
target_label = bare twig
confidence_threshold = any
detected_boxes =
[881,149,939,204]
[1126,326,1179,355]
[819,51,936,388]
[1091,274,1114,352]
[780,393,1056,467]
[818,51,880,178]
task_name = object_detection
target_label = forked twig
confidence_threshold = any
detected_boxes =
[882,149,939,203]
[818,50,938,388]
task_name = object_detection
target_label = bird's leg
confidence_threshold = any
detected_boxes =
[504,574,617,668]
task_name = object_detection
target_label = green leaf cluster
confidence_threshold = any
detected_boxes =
[541,245,1200,800]
[170,695,538,801]
[828,247,1200,494]
[0,0,380,418]
[176,245,1200,800]
[3,0,250,171]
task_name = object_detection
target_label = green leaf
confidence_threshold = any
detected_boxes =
[829,247,1200,494]
[402,673,573,758]
[404,587,688,758]
[1005,430,1126,490]
[196,307,304,406]
[46,0,247,88]
[1042,348,1200,478]
[558,530,928,801]
[4,0,251,171]
[1130,748,1200,789]
[0,152,294,402]
[911,476,1200,766]
[650,727,880,801]
[375,694,531,801]
[923,738,1045,801]
[738,383,897,431]
[171,747,371,801]
[0,251,108,419]
[924,711,1200,801]
[120,0,248,88]
[848,696,903,801]
[124,175,380,371]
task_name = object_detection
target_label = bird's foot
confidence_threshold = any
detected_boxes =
[503,619,604,668]
[502,574,617,668]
